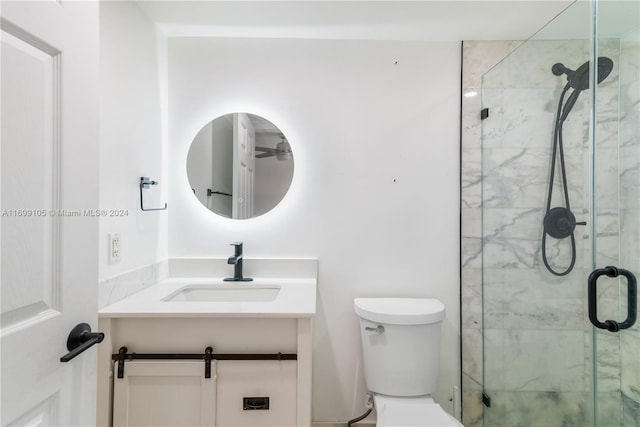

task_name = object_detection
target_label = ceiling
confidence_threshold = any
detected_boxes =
[136,1,575,41]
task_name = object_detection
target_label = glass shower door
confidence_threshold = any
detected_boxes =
[480,0,640,425]
[481,3,596,423]
[592,1,640,424]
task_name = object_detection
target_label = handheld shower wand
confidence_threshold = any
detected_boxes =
[542,57,613,276]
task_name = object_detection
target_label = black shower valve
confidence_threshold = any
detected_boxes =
[543,207,586,239]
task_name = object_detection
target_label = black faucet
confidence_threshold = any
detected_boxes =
[224,242,253,282]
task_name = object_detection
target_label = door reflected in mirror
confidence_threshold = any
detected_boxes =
[187,113,294,219]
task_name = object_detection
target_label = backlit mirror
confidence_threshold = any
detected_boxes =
[187,113,294,219]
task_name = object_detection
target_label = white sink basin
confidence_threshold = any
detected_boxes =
[162,284,281,303]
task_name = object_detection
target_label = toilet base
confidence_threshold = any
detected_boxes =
[373,394,464,427]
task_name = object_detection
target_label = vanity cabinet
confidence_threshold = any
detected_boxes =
[113,361,216,426]
[97,317,313,427]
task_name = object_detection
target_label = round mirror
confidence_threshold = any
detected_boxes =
[187,113,294,219]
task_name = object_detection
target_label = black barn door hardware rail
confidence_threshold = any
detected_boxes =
[112,346,297,379]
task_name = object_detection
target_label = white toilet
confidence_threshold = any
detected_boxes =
[354,297,464,427]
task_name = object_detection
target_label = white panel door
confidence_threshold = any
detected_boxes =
[0,1,100,426]
[232,113,255,219]
[113,361,216,427]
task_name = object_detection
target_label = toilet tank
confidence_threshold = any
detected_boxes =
[354,298,445,396]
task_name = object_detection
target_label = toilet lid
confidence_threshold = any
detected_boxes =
[375,396,464,427]
[354,298,445,325]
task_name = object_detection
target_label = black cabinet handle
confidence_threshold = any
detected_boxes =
[60,323,104,362]
[243,397,269,410]
[588,266,637,332]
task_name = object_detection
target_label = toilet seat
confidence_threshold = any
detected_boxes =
[373,394,464,427]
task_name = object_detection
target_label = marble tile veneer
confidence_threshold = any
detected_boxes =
[98,260,169,309]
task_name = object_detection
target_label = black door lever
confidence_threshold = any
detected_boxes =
[60,323,104,362]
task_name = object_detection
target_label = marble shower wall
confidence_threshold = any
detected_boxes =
[481,40,619,427]
[462,35,639,426]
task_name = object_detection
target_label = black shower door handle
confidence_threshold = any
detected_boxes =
[588,266,637,332]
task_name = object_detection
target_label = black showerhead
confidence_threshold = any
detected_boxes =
[552,56,614,91]
[553,57,614,121]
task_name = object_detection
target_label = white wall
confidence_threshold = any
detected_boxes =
[99,1,168,280]
[168,37,460,422]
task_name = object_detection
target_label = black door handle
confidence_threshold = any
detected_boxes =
[60,323,104,362]
[588,266,637,332]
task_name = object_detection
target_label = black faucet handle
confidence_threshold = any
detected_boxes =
[230,242,243,256]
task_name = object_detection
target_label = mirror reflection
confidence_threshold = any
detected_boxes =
[187,113,294,219]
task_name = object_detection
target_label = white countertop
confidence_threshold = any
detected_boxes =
[99,277,317,319]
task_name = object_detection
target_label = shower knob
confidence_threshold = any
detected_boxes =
[543,207,586,239]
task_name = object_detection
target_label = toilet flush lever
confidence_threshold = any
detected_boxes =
[365,325,385,334]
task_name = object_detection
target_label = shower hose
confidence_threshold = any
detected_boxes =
[541,83,584,276]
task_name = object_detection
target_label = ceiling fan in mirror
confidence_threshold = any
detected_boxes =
[255,134,292,161]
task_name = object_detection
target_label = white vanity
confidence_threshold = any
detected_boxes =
[97,258,317,427]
